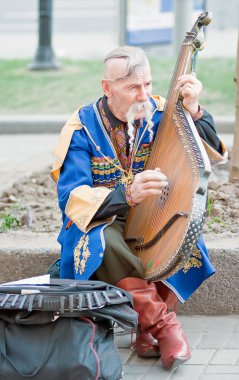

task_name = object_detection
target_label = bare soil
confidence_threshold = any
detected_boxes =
[0,165,238,238]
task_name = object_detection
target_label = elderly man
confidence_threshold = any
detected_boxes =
[52,46,226,370]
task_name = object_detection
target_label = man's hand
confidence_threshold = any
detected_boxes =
[130,167,168,205]
[177,73,202,117]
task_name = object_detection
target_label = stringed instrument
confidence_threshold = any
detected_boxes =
[124,12,213,281]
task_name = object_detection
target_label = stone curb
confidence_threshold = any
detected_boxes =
[179,245,239,315]
[0,232,238,315]
[0,115,235,134]
[0,232,59,283]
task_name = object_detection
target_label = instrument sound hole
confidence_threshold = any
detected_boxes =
[158,186,170,204]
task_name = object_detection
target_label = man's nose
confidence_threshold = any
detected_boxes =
[137,86,149,102]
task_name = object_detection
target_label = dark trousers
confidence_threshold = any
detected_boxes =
[94,217,144,284]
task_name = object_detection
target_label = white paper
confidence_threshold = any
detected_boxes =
[1,274,50,286]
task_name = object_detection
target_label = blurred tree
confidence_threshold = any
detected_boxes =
[229,33,239,182]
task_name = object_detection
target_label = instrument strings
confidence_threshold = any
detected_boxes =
[125,14,211,278]
[142,111,176,251]
[141,43,194,256]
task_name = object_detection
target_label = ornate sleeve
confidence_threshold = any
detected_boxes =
[57,129,113,233]
[92,186,130,221]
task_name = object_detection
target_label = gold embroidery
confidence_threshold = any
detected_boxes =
[183,247,202,273]
[78,215,88,227]
[91,168,117,175]
[74,234,91,275]
[119,171,135,186]
[73,236,84,274]
[91,188,106,205]
[192,248,202,259]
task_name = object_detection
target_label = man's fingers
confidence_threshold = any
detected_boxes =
[181,86,197,99]
[138,170,167,183]
[132,169,169,204]
[143,188,163,196]
[143,180,168,190]
[176,74,202,92]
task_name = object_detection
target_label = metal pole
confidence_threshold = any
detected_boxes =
[118,0,127,46]
[28,0,60,70]
[173,0,193,55]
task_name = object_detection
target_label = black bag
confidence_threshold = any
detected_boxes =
[0,280,138,380]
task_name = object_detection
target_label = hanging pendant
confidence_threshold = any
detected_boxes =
[120,172,134,186]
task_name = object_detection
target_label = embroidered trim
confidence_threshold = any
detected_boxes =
[74,234,91,275]
[134,146,152,163]
[91,156,122,188]
[183,246,202,273]
[92,99,158,187]
[91,157,122,173]
[91,144,152,188]
[65,185,111,232]
[125,184,137,207]
[75,188,108,226]
[99,99,133,171]
[77,214,88,228]
[90,187,108,205]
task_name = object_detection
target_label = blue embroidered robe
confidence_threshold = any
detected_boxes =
[55,97,216,302]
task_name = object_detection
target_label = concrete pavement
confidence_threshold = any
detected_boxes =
[0,28,237,61]
[0,0,238,61]
[0,134,57,194]
[116,315,239,379]
[0,133,234,195]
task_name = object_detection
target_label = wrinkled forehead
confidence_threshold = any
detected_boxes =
[104,58,151,82]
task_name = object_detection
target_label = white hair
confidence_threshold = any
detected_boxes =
[103,46,149,80]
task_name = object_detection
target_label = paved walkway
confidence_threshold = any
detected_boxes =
[0,132,233,195]
[0,0,238,60]
[0,134,58,194]
[116,315,239,380]
[0,29,237,60]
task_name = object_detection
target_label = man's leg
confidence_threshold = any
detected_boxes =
[94,219,190,368]
[116,277,191,370]
[94,218,161,357]
[136,281,179,357]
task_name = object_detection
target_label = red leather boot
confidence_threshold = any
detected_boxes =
[135,325,160,357]
[116,277,191,369]
[135,281,178,357]
[155,281,179,313]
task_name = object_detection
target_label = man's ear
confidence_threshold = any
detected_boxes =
[102,79,112,97]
